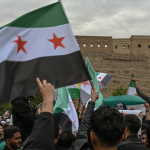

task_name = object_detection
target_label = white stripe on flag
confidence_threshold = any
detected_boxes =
[0,24,79,63]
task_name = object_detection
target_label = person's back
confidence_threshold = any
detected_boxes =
[12,96,35,142]
[118,114,147,150]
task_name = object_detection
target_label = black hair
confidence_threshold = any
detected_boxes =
[146,126,150,146]
[3,124,9,130]
[4,126,20,141]
[90,106,125,147]
[0,123,2,126]
[58,130,75,148]
[141,130,147,136]
[142,123,148,131]
[55,126,60,139]
[87,127,94,150]
[124,114,141,134]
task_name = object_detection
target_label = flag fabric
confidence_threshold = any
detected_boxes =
[95,72,114,90]
[53,86,79,133]
[80,58,103,107]
[119,110,142,134]
[127,74,145,114]
[103,95,145,109]
[0,2,91,104]
[67,83,81,98]
[127,74,136,95]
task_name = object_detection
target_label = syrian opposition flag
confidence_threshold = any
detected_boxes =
[95,72,114,90]
[53,86,79,133]
[0,2,91,104]
[127,74,145,114]
[67,83,81,98]
[80,58,103,107]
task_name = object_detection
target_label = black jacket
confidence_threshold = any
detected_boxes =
[73,101,95,150]
[3,145,13,150]
[23,112,55,150]
[118,135,148,150]
[12,97,35,142]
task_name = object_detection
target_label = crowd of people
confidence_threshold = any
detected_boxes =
[0,78,150,150]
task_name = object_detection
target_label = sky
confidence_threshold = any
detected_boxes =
[0,0,150,38]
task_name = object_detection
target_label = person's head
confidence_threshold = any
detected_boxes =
[1,120,6,126]
[4,126,22,149]
[6,119,10,126]
[90,106,125,149]
[114,102,127,110]
[124,114,141,139]
[57,130,75,149]
[142,123,148,132]
[0,123,3,135]
[146,126,150,149]
[3,124,9,130]
[141,130,147,143]
[54,126,61,144]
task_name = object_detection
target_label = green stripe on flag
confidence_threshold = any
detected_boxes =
[129,74,136,88]
[68,88,80,98]
[86,58,103,107]
[0,2,68,29]
[54,87,70,114]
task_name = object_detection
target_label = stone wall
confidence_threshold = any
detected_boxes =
[81,50,150,98]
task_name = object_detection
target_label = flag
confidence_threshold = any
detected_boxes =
[127,74,145,114]
[53,86,79,133]
[103,95,145,110]
[80,58,103,107]
[0,2,91,104]
[67,83,81,98]
[95,72,114,90]
[119,110,142,134]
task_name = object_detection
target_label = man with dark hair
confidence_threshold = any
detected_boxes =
[57,130,75,150]
[3,126,22,150]
[118,114,147,150]
[90,106,125,150]
[141,130,147,143]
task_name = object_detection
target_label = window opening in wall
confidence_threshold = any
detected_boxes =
[91,44,93,47]
[84,38,85,40]
[105,39,107,41]
[123,45,125,49]
[138,44,141,47]
[148,45,150,48]
[128,45,130,49]
[105,44,107,48]
[115,45,117,49]
[98,44,100,47]
[83,43,86,47]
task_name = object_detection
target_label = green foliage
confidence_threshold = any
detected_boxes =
[0,102,12,115]
[30,94,43,108]
[112,84,127,96]
[0,94,43,115]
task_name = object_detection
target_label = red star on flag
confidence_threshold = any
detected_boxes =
[98,76,102,80]
[98,82,102,85]
[48,33,65,50]
[12,35,27,54]
[129,107,134,110]
[82,81,90,87]
[74,121,76,123]
[121,111,126,116]
[134,94,137,96]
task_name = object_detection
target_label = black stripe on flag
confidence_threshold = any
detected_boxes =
[99,74,114,90]
[0,51,91,104]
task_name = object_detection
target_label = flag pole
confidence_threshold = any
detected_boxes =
[114,75,139,81]
[90,80,94,89]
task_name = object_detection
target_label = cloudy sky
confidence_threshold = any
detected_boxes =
[0,0,150,38]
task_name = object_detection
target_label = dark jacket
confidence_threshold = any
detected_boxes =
[23,112,55,150]
[136,87,150,104]
[118,135,148,150]
[73,101,95,150]
[12,97,35,142]
[3,145,12,150]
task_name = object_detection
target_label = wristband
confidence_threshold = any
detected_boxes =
[146,110,149,112]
